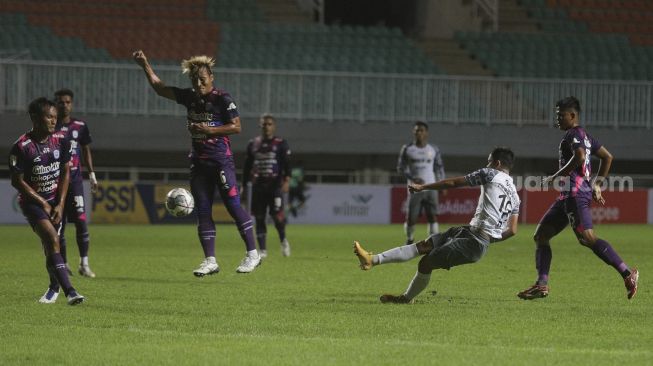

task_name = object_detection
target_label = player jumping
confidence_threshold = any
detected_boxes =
[133,50,260,274]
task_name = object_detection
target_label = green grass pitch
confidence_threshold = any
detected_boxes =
[0,223,651,365]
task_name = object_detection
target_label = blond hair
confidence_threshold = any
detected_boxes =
[181,55,215,75]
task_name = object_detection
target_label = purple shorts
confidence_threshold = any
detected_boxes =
[64,179,87,222]
[251,183,284,217]
[539,195,593,235]
[21,200,62,231]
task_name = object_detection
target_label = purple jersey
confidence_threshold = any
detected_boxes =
[8,131,71,203]
[172,87,239,162]
[243,136,291,186]
[558,126,601,199]
[54,118,92,182]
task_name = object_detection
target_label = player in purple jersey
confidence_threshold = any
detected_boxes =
[518,96,639,300]
[54,89,98,278]
[133,50,260,274]
[8,97,85,305]
[243,114,292,258]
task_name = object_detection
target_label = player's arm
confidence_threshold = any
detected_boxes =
[434,148,445,182]
[397,145,417,183]
[11,172,52,214]
[545,146,585,184]
[280,141,291,193]
[50,162,70,225]
[132,50,176,101]
[409,176,468,193]
[591,146,613,205]
[81,144,98,193]
[500,214,519,241]
[190,116,242,137]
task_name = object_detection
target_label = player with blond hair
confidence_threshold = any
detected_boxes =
[133,50,260,274]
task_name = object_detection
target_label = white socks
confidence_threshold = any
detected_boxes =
[403,271,431,300]
[206,256,217,264]
[246,250,259,258]
[404,223,415,242]
[428,222,439,235]
[80,256,89,266]
[374,244,419,265]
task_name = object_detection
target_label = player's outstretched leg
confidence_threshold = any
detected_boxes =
[353,241,373,270]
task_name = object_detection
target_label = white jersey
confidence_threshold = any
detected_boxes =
[464,168,520,240]
[397,142,445,185]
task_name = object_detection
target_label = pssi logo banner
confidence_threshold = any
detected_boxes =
[92,181,233,224]
[92,181,150,224]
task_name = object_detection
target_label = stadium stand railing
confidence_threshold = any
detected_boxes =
[0,59,651,128]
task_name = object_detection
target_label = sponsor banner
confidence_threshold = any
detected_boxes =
[0,180,92,224]
[391,186,480,224]
[391,185,650,225]
[290,184,390,224]
[92,181,151,224]
[522,190,649,224]
[91,181,232,224]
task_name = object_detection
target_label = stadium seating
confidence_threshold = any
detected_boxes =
[456,0,653,80]
[218,23,440,73]
[0,0,440,74]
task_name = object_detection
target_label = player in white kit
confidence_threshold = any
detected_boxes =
[397,121,445,244]
[355,147,520,303]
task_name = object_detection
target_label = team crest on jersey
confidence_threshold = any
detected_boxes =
[72,130,79,139]
[53,150,60,159]
[227,102,237,111]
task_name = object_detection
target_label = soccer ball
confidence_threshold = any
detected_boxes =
[165,188,194,217]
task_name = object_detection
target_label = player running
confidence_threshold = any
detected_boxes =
[397,121,445,244]
[243,114,291,258]
[54,89,98,278]
[133,50,260,274]
[355,147,519,303]
[517,96,639,300]
[8,97,85,305]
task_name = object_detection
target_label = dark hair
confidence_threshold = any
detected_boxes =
[556,96,580,113]
[414,121,428,130]
[491,146,515,170]
[260,113,276,122]
[28,97,56,120]
[54,88,74,99]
